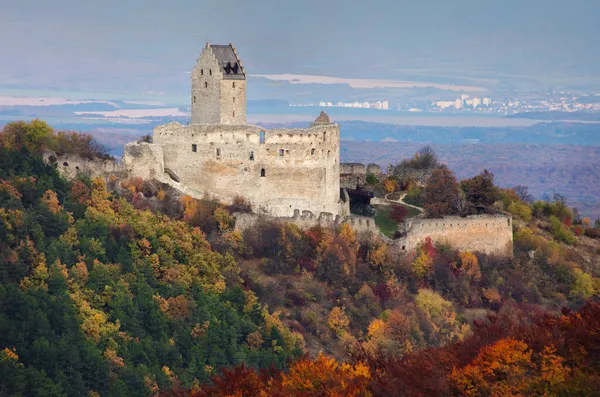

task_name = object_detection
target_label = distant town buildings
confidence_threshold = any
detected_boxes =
[309,100,392,110]
[293,91,600,115]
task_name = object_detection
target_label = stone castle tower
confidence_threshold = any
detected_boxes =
[191,43,246,125]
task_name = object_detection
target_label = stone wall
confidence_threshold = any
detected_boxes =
[340,163,384,189]
[234,211,379,235]
[366,163,383,176]
[340,163,366,189]
[393,165,435,185]
[395,214,513,256]
[44,152,120,180]
[147,121,344,217]
[120,143,165,181]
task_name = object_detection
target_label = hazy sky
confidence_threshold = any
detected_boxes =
[1,0,599,94]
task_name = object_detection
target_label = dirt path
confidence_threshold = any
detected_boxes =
[384,192,424,213]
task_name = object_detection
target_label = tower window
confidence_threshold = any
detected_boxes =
[216,148,221,158]
[311,148,316,156]
[205,82,208,88]
[192,144,197,152]
[233,82,236,88]
[260,168,266,177]
[260,131,265,144]
[279,149,284,157]
[201,69,204,75]
[249,151,254,160]
[209,69,212,76]
[193,96,196,103]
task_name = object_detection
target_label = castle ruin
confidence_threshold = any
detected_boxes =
[122,43,347,218]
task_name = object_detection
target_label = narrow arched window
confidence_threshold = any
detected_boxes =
[216,148,221,158]
[193,96,196,103]
[205,82,208,88]
[233,97,235,103]
[201,69,204,76]
[233,82,236,88]
[233,110,235,118]
[279,149,284,157]
[260,168,266,177]
[249,151,254,160]
[209,69,212,76]
[311,148,316,156]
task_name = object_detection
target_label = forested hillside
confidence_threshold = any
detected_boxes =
[1,120,599,396]
[0,121,302,396]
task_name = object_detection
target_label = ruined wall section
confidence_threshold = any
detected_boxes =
[396,214,513,256]
[340,163,366,189]
[121,143,165,181]
[44,152,120,180]
[153,122,343,217]
[235,211,379,235]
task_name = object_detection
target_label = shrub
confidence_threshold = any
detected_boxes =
[507,201,532,222]
[390,205,409,223]
[366,173,378,185]
[403,186,425,207]
[229,195,253,213]
[550,216,577,245]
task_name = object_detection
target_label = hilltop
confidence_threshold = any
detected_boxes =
[0,120,599,396]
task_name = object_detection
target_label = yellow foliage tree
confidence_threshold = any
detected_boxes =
[459,251,482,282]
[449,338,572,396]
[279,353,371,397]
[328,306,350,337]
[41,190,61,214]
[411,249,432,278]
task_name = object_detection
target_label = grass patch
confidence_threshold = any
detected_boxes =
[373,204,421,239]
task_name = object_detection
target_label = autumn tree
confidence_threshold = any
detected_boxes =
[423,166,461,218]
[390,205,409,223]
[460,169,500,213]
[513,185,533,203]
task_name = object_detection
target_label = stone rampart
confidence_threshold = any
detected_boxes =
[395,214,513,256]
[234,211,379,235]
[44,152,120,180]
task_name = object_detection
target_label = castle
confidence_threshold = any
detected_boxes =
[122,43,348,218]
[51,43,511,257]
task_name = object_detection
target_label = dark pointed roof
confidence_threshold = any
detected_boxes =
[311,110,332,126]
[208,44,246,80]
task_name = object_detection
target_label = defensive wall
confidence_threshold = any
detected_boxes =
[234,210,513,257]
[395,214,513,256]
[234,210,379,236]
[43,152,121,180]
